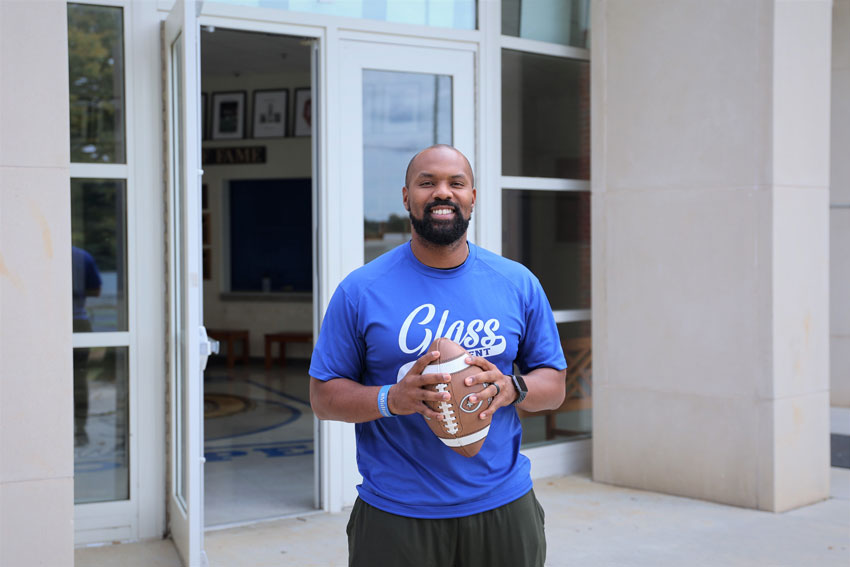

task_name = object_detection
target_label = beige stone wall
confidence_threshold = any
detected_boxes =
[0,1,74,565]
[592,0,831,512]
[831,0,850,407]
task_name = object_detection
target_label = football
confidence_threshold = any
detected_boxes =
[422,337,492,457]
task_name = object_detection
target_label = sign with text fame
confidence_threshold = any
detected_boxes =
[202,146,266,165]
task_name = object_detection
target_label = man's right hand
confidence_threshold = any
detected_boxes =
[387,350,453,421]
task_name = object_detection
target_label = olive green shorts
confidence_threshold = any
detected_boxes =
[346,489,546,567]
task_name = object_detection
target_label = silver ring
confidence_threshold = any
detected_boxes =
[492,382,501,397]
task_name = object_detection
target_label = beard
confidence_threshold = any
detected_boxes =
[409,201,471,246]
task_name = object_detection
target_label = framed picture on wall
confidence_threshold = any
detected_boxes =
[201,92,208,140]
[252,89,288,138]
[211,91,246,140]
[293,88,312,137]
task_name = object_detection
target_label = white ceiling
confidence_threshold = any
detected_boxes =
[201,27,313,77]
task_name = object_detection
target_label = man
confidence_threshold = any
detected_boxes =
[310,145,567,567]
[72,245,102,446]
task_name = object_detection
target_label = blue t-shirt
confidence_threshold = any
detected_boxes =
[309,242,566,518]
[72,246,102,321]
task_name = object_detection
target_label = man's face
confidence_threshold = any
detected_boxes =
[403,147,476,247]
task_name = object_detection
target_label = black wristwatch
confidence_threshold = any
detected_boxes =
[509,374,528,406]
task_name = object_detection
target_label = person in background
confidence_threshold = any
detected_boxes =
[72,245,101,447]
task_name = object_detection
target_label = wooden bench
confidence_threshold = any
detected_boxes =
[517,337,592,439]
[206,329,250,368]
[264,332,313,369]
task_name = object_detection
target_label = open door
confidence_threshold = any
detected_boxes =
[163,1,213,565]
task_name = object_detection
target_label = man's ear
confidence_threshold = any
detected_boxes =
[402,186,409,211]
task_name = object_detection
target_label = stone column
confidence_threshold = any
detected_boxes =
[0,1,74,564]
[591,0,831,512]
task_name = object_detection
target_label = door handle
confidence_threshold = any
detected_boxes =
[199,326,218,370]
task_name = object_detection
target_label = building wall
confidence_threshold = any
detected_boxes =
[592,0,831,512]
[831,0,850,408]
[0,1,838,559]
[0,2,74,565]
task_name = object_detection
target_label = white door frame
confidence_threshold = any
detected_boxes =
[164,1,209,564]
[73,0,170,547]
[71,0,139,545]
[322,36,477,512]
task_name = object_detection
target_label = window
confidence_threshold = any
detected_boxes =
[206,0,477,30]
[502,0,590,48]
[362,70,453,263]
[502,50,590,179]
[502,190,590,312]
[500,9,592,447]
[68,2,131,504]
[68,3,126,163]
[71,179,128,332]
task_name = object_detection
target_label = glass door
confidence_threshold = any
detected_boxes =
[337,39,475,270]
[163,1,213,564]
[323,38,474,509]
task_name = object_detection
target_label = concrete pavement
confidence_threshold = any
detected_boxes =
[76,468,849,566]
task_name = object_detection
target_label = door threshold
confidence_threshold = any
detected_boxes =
[204,508,326,532]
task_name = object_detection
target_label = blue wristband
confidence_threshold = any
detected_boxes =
[378,384,395,418]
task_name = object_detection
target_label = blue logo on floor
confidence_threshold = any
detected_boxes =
[205,439,313,462]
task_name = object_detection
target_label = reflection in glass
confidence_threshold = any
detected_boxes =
[519,321,592,447]
[502,0,589,48]
[68,3,125,163]
[206,0,476,30]
[502,50,590,179]
[363,70,452,263]
[502,190,590,311]
[74,346,130,503]
[71,179,128,332]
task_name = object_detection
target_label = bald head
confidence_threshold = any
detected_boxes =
[404,145,475,189]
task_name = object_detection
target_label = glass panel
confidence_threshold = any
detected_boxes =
[363,70,452,263]
[171,32,189,508]
[67,3,126,164]
[502,0,589,48]
[74,346,130,503]
[71,179,128,332]
[519,320,591,447]
[502,190,590,311]
[206,0,476,30]
[502,50,590,179]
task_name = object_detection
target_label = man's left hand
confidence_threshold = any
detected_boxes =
[463,356,516,420]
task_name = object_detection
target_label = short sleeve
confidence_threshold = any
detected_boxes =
[309,285,366,382]
[516,277,567,374]
[84,252,102,291]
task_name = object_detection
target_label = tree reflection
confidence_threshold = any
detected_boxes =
[68,3,124,163]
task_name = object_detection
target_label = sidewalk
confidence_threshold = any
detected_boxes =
[77,468,850,567]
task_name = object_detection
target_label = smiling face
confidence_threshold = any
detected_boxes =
[403,146,476,247]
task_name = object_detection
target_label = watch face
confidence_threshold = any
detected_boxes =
[511,374,528,405]
[514,374,528,393]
